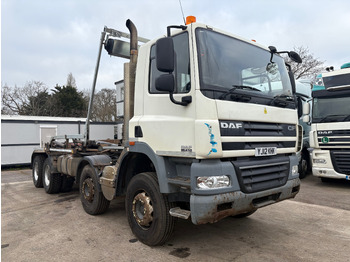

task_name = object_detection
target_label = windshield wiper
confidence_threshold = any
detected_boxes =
[219,85,261,99]
[319,114,346,123]
[269,94,294,107]
[343,115,350,121]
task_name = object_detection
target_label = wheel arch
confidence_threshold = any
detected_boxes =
[117,142,170,196]
[76,154,112,190]
[31,150,47,169]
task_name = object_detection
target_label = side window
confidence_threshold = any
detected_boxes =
[149,32,190,94]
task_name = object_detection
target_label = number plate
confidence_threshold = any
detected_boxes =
[255,147,277,156]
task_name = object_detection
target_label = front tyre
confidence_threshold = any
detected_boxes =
[125,172,175,246]
[43,158,62,194]
[79,165,110,215]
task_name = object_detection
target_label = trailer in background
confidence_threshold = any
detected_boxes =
[1,115,116,166]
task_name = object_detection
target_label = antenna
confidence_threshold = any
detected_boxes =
[178,0,186,24]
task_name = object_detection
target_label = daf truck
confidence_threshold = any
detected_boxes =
[309,63,350,181]
[31,18,303,246]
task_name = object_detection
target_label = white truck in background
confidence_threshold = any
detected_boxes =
[31,18,304,246]
[309,63,350,181]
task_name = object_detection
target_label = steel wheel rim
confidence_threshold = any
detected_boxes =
[33,162,39,181]
[132,192,153,228]
[44,165,50,186]
[82,178,94,202]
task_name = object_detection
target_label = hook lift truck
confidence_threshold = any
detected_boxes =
[31,17,305,246]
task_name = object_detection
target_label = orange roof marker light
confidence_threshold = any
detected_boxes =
[186,16,196,25]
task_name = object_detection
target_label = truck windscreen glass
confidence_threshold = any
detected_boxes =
[312,96,350,123]
[196,28,294,108]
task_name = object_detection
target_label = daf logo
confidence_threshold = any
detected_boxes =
[318,131,333,135]
[220,122,243,129]
[288,126,296,131]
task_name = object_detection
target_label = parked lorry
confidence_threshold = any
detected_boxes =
[295,80,312,178]
[31,18,304,246]
[309,63,350,181]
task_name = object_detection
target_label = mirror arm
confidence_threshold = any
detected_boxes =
[169,93,192,106]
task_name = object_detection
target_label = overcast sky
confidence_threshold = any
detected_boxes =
[2,0,350,92]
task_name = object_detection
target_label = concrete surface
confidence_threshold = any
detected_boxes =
[1,169,350,261]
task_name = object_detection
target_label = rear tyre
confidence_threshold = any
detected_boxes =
[61,176,75,193]
[32,155,45,188]
[125,172,176,246]
[43,158,62,194]
[80,165,110,215]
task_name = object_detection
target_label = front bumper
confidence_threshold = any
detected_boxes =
[190,178,300,225]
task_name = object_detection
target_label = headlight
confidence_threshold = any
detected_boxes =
[292,165,299,176]
[197,175,230,189]
[313,159,327,164]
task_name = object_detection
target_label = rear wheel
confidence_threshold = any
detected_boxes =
[61,176,75,192]
[43,158,62,194]
[32,155,45,188]
[125,172,176,246]
[80,165,110,215]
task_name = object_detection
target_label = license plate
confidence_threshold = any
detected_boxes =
[255,147,277,156]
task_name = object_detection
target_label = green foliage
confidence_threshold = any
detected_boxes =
[51,85,87,117]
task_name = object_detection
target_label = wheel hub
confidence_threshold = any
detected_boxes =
[132,192,153,227]
[82,178,94,202]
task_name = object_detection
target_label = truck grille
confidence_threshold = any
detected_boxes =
[330,150,350,174]
[317,129,350,148]
[219,121,297,151]
[233,156,290,193]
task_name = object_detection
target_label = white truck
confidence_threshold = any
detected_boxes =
[309,63,350,181]
[31,18,303,246]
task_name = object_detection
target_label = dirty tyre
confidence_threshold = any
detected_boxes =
[32,155,45,188]
[126,172,176,246]
[233,209,257,218]
[43,158,62,194]
[61,176,75,192]
[80,165,110,215]
[299,150,310,179]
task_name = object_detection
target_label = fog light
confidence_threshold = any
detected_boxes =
[197,175,230,189]
[313,159,326,164]
[292,165,298,176]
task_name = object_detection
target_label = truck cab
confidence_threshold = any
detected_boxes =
[310,63,350,181]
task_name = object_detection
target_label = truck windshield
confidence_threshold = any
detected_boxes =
[196,28,294,108]
[312,96,350,123]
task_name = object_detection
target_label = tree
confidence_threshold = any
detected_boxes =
[284,46,324,81]
[51,85,87,117]
[66,72,77,88]
[84,88,117,122]
[1,81,49,115]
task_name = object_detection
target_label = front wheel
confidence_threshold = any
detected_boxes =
[125,172,176,246]
[79,165,110,215]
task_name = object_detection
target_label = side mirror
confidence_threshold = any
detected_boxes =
[303,115,310,123]
[155,74,174,92]
[289,51,302,64]
[156,37,174,72]
[303,102,310,115]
